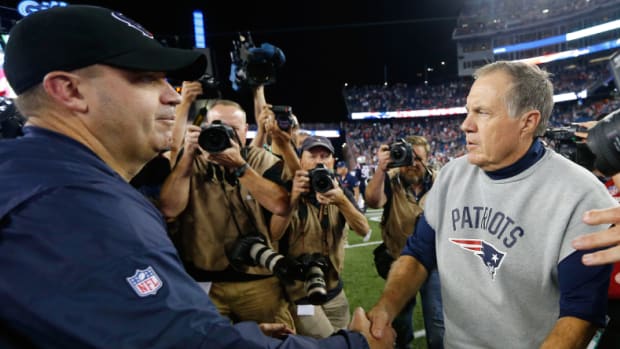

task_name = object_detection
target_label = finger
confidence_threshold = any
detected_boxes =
[583,207,620,225]
[349,307,368,330]
[573,228,620,250]
[581,245,620,266]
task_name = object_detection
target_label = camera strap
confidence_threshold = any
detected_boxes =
[217,170,261,239]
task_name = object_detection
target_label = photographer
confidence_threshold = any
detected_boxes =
[365,135,444,349]
[270,136,372,338]
[159,99,295,328]
[249,85,301,179]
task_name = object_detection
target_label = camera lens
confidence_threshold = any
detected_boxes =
[304,266,328,305]
[312,174,332,193]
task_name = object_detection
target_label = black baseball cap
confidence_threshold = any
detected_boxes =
[4,5,207,94]
[300,136,334,154]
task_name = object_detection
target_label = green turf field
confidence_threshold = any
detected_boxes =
[342,208,428,349]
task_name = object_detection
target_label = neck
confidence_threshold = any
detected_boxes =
[27,117,139,182]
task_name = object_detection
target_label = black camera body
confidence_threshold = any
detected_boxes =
[308,164,335,193]
[586,109,620,176]
[196,74,222,100]
[272,105,294,131]
[198,120,236,153]
[387,139,414,168]
[544,126,596,170]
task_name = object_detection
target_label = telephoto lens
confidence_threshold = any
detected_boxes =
[298,253,329,305]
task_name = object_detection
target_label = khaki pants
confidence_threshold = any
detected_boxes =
[209,276,295,330]
[291,289,351,338]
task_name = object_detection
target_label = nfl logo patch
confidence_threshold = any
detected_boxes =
[126,266,163,297]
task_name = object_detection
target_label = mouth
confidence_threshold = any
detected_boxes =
[156,116,175,125]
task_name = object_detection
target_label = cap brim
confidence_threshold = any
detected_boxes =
[304,144,334,154]
[103,47,207,81]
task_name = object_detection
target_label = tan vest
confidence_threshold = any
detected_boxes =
[283,199,347,302]
[381,169,429,259]
[173,147,282,275]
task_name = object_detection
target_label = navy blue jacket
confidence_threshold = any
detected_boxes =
[0,127,368,349]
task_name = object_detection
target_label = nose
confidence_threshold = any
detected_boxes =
[163,80,182,106]
[461,113,475,133]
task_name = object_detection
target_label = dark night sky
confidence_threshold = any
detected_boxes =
[3,0,466,123]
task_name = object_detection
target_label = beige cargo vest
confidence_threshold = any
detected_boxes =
[381,169,429,259]
[283,199,347,302]
[173,146,281,275]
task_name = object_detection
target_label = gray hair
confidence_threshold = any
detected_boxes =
[474,61,554,137]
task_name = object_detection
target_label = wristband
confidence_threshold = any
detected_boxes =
[234,163,250,178]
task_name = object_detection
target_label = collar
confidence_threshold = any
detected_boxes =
[486,138,546,180]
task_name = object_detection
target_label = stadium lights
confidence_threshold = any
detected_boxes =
[516,38,620,65]
[193,10,206,49]
[246,129,341,139]
[494,18,620,55]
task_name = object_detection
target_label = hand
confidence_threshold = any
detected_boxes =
[256,105,272,133]
[180,81,203,105]
[258,323,295,338]
[376,144,392,173]
[349,307,395,349]
[366,303,394,342]
[207,138,245,169]
[315,179,345,206]
[177,125,205,175]
[572,207,620,271]
[291,170,311,203]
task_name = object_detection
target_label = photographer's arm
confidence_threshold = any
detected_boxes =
[250,85,268,148]
[365,145,391,208]
[170,81,202,163]
[326,184,370,237]
[269,170,307,240]
[269,116,301,176]
[159,125,201,220]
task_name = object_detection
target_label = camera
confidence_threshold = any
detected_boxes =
[585,109,620,176]
[198,120,236,153]
[230,32,286,91]
[297,253,329,305]
[387,139,414,168]
[272,105,294,131]
[227,235,302,284]
[228,235,330,305]
[196,74,222,100]
[308,164,335,193]
[544,125,596,170]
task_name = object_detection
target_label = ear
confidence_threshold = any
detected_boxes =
[41,71,88,113]
[520,110,541,137]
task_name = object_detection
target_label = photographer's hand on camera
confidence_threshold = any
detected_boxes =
[290,169,311,204]
[206,136,246,170]
[177,125,205,175]
[315,178,346,207]
[376,144,392,173]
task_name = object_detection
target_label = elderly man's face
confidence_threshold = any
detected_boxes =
[461,70,532,171]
